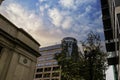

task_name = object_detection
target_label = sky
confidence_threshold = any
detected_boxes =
[0,0,115,80]
[0,0,104,47]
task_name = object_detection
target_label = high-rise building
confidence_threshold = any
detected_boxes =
[34,37,79,80]
[100,0,120,79]
[34,44,62,80]
[61,37,79,61]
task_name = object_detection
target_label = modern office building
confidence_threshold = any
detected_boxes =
[100,0,120,79]
[0,14,40,80]
[34,44,62,80]
[62,37,79,61]
[34,37,80,80]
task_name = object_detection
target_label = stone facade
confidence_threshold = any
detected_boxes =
[0,14,40,80]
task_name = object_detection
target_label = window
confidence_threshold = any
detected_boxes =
[43,73,50,78]
[37,63,44,67]
[45,62,52,66]
[0,46,3,56]
[53,66,60,71]
[115,0,120,7]
[44,67,51,72]
[52,72,59,77]
[46,57,53,60]
[117,14,120,29]
[35,74,42,78]
[36,68,43,72]
[52,79,59,80]
[38,58,45,61]
[53,62,58,65]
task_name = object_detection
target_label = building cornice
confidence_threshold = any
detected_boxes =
[0,14,41,57]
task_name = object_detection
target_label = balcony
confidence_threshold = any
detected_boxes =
[103,18,112,30]
[101,0,109,9]
[104,29,113,40]
[117,13,120,26]
[107,56,119,65]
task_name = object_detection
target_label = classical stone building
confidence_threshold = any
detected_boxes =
[0,14,40,80]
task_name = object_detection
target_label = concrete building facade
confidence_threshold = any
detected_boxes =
[100,0,120,79]
[34,37,79,80]
[0,14,40,80]
[34,44,62,80]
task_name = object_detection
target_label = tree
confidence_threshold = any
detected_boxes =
[80,31,107,80]
[54,38,82,80]
[54,31,107,80]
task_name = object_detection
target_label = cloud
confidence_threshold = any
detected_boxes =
[0,3,63,46]
[39,4,50,16]
[96,28,104,33]
[0,0,104,47]
[44,4,49,9]
[59,0,76,9]
[85,5,92,13]
[62,17,72,29]
[39,6,45,16]
[39,0,45,2]
[39,6,45,12]
[1,3,44,31]
[39,4,49,12]
[48,8,63,27]
[75,0,96,5]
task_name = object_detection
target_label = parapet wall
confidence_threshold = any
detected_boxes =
[0,14,40,55]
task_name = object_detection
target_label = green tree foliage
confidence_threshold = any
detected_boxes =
[54,40,81,80]
[81,31,107,80]
[54,31,107,80]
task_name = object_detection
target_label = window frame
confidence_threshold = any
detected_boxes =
[0,46,3,57]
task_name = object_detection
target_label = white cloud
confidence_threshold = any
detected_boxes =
[0,3,64,47]
[1,2,83,47]
[0,0,103,47]
[62,17,72,29]
[39,6,45,16]
[75,0,96,5]
[39,4,49,12]
[85,5,92,13]
[39,0,45,2]
[59,0,76,9]
[45,4,49,9]
[1,3,44,31]
[39,4,50,16]
[40,6,45,12]
[48,8,73,29]
[96,28,103,33]
[48,8,63,27]
[82,25,90,31]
